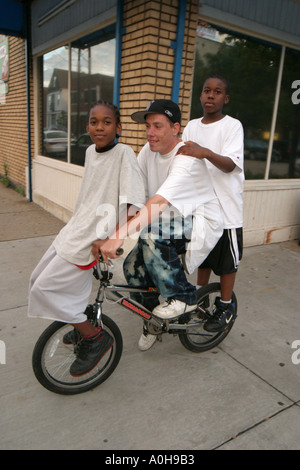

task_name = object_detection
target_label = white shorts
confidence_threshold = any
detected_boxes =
[28,244,93,324]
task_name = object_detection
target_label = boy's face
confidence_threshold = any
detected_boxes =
[145,113,180,155]
[200,78,229,119]
[86,104,121,148]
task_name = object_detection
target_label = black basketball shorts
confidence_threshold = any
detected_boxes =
[199,228,243,275]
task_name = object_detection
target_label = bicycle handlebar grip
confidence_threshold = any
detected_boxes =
[116,248,124,256]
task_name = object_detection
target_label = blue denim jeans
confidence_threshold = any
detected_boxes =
[123,215,197,311]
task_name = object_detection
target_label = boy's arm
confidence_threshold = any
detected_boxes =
[176,141,236,173]
[91,203,140,262]
[98,195,169,264]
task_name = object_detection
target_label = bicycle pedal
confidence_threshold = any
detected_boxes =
[199,294,210,309]
[196,305,207,314]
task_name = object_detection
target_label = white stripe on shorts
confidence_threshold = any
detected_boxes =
[228,229,240,270]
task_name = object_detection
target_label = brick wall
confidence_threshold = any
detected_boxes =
[119,0,198,154]
[0,36,34,190]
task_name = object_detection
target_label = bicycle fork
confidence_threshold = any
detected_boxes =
[93,283,106,328]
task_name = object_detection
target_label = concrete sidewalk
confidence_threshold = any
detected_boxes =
[0,183,299,450]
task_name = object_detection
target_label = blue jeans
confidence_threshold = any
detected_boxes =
[123,216,197,311]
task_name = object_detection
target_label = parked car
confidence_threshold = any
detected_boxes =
[71,133,92,166]
[43,130,68,157]
[244,138,281,162]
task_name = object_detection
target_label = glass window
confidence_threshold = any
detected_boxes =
[271,49,300,178]
[190,21,300,180]
[42,46,69,161]
[41,32,115,166]
[70,38,115,166]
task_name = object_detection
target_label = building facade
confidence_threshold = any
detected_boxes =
[0,0,300,246]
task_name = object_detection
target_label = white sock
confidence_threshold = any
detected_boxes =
[220,299,232,304]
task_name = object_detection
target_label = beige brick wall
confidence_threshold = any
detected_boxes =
[0,36,34,189]
[119,0,198,154]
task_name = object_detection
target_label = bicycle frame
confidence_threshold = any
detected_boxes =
[92,260,205,334]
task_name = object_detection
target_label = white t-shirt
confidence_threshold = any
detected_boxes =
[182,115,244,228]
[137,142,224,273]
[53,143,146,266]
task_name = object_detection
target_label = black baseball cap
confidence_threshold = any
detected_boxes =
[131,99,181,124]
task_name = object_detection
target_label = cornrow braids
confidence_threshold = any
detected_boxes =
[88,100,121,125]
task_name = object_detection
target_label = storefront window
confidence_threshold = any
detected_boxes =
[70,38,115,165]
[41,33,115,166]
[191,20,300,179]
[271,49,300,178]
[43,46,69,162]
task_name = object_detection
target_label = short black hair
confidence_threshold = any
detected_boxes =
[203,74,230,94]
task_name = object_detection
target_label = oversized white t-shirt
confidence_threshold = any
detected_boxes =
[182,115,244,228]
[53,143,146,266]
[137,142,224,273]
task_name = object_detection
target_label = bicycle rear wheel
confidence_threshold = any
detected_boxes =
[32,314,122,395]
[178,283,237,352]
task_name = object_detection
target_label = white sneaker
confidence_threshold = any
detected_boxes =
[138,330,157,351]
[152,298,197,320]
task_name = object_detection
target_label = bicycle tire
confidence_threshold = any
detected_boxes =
[32,314,123,395]
[178,283,237,353]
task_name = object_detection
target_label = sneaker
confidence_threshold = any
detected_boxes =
[204,297,236,332]
[138,328,157,351]
[70,328,114,377]
[152,298,197,320]
[63,328,81,345]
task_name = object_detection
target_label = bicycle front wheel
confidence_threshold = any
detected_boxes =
[32,314,123,395]
[178,283,237,353]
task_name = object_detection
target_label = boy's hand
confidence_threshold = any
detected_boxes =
[91,239,107,262]
[177,141,236,172]
[176,141,206,159]
[96,238,124,265]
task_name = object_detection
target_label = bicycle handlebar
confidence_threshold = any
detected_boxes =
[97,248,124,267]
[98,248,124,258]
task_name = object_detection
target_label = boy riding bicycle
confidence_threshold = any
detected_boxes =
[28,101,146,376]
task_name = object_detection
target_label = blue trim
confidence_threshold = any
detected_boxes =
[24,2,32,202]
[171,0,187,104]
[113,0,124,109]
[26,37,32,202]
[0,0,25,37]
[71,25,115,49]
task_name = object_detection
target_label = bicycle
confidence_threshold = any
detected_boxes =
[32,254,237,395]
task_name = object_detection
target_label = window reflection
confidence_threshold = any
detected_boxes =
[41,37,115,166]
[272,49,300,178]
[42,46,69,161]
[191,21,300,179]
[70,39,115,166]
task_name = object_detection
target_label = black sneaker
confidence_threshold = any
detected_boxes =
[70,329,114,377]
[204,297,236,332]
[63,328,81,345]
[63,305,94,344]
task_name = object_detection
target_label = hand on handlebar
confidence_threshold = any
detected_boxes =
[97,238,124,265]
[92,239,107,262]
